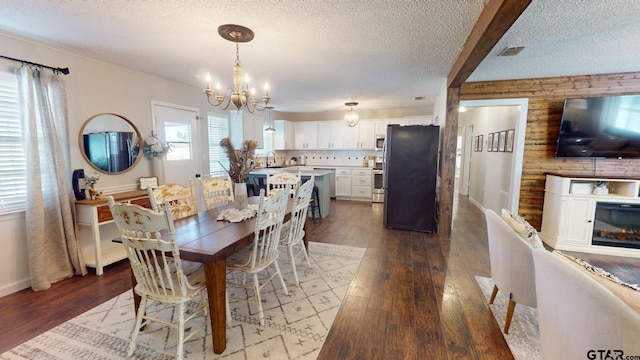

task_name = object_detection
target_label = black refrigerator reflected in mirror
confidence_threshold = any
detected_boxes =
[79,113,141,174]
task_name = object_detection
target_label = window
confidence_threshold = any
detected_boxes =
[0,70,27,214]
[207,113,229,178]
[164,121,192,161]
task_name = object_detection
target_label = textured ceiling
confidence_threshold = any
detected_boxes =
[1,1,639,115]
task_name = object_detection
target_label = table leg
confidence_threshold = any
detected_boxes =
[303,217,308,250]
[204,259,227,354]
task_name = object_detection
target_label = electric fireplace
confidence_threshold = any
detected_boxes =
[592,202,640,249]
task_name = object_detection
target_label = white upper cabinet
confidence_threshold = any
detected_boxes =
[375,118,404,136]
[343,120,375,149]
[317,120,344,149]
[404,115,434,126]
[229,111,264,149]
[294,121,318,149]
[273,120,294,150]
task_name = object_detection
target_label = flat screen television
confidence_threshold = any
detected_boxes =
[555,95,640,159]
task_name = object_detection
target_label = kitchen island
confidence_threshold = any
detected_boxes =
[248,167,332,218]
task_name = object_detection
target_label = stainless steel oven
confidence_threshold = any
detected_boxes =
[372,169,384,203]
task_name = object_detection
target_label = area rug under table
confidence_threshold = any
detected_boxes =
[1,242,366,360]
[475,276,542,360]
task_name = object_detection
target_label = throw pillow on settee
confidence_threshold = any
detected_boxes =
[500,209,545,249]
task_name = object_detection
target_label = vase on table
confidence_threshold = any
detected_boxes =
[149,156,165,185]
[234,182,248,210]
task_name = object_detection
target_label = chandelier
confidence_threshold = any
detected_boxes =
[344,102,360,127]
[204,24,271,113]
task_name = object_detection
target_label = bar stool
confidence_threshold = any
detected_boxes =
[308,185,321,222]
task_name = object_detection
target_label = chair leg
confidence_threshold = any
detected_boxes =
[176,302,186,360]
[300,242,312,269]
[504,299,516,334]
[288,244,300,287]
[128,295,147,356]
[489,284,499,304]
[273,260,289,295]
[253,273,265,326]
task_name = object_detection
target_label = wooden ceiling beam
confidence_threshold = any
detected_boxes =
[448,0,532,88]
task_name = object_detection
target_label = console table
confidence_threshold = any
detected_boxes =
[75,190,150,275]
[539,174,640,258]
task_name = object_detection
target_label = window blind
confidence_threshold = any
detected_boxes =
[0,71,26,213]
[207,113,230,178]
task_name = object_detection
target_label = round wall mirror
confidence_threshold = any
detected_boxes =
[79,113,142,174]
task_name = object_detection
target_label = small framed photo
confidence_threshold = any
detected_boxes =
[492,132,499,152]
[139,176,158,190]
[506,129,515,152]
[498,131,507,152]
[487,133,494,152]
[476,135,483,152]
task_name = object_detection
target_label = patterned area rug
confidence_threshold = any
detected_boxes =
[475,276,542,360]
[1,242,366,360]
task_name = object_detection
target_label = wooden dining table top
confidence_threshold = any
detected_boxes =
[171,197,293,262]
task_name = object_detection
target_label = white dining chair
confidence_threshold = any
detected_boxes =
[198,175,234,210]
[266,171,300,196]
[107,196,208,360]
[226,188,290,325]
[280,176,314,287]
[147,179,198,220]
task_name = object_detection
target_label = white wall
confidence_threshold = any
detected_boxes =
[0,32,230,296]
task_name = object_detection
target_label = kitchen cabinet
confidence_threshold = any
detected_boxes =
[404,115,434,126]
[351,168,372,199]
[294,121,318,149]
[343,120,375,149]
[229,111,264,149]
[335,168,352,197]
[273,120,294,150]
[317,120,344,149]
[375,118,403,136]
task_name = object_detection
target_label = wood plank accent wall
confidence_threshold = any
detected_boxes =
[460,71,640,229]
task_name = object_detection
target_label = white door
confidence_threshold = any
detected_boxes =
[153,103,200,185]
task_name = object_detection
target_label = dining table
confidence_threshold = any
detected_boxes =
[124,196,304,354]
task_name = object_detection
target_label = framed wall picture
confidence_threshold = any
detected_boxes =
[492,132,499,152]
[506,129,515,152]
[498,131,507,152]
[487,133,494,152]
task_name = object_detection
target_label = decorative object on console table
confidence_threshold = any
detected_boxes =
[143,132,171,185]
[83,172,103,200]
[72,169,86,200]
[220,137,256,209]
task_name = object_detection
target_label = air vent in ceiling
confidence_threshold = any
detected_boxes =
[497,46,525,56]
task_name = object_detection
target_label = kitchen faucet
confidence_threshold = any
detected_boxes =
[266,151,276,167]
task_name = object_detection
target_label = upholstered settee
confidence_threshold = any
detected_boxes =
[484,209,541,333]
[533,249,640,359]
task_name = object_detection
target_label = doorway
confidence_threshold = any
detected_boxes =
[152,102,200,185]
[458,98,528,214]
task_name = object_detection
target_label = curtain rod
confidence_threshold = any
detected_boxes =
[0,54,70,75]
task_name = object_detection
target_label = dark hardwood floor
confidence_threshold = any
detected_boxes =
[1,194,638,358]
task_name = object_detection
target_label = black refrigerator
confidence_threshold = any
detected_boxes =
[383,125,439,232]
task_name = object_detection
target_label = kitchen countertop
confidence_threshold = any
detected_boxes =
[250,167,334,177]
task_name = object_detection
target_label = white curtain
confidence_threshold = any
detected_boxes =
[18,66,87,291]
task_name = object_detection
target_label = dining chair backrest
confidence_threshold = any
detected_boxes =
[147,180,198,220]
[250,188,289,269]
[266,171,300,196]
[199,175,234,210]
[282,176,314,245]
[107,196,189,298]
